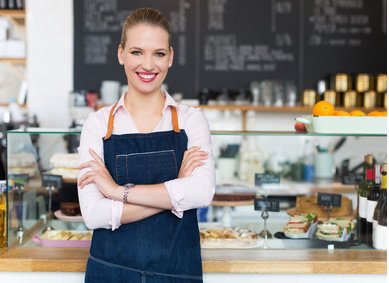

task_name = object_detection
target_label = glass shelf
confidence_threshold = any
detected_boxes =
[6,128,387,137]
[211,130,387,137]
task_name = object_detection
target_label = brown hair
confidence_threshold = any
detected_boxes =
[120,7,171,48]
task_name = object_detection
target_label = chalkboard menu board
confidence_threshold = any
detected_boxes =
[74,0,386,99]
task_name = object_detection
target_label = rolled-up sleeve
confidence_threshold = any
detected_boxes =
[77,112,123,230]
[164,108,216,218]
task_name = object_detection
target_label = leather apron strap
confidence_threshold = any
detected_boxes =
[170,106,180,133]
[104,103,180,140]
[104,102,119,140]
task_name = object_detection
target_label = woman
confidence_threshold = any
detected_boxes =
[77,7,215,283]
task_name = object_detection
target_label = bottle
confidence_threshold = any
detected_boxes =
[0,180,6,248]
[376,194,387,250]
[303,139,314,182]
[358,154,373,244]
[373,164,387,249]
[367,164,381,246]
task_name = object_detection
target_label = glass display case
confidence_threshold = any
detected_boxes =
[3,128,387,250]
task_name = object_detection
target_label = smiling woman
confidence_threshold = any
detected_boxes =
[117,22,173,98]
[77,7,215,283]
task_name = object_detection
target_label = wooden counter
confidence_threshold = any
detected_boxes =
[0,247,386,274]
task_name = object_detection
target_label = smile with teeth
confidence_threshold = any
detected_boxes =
[137,72,157,82]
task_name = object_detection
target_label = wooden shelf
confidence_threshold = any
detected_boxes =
[0,9,25,19]
[0,58,26,65]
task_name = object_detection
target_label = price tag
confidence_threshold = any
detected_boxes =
[254,198,280,212]
[42,174,63,189]
[317,193,342,207]
[255,173,281,186]
[8,173,29,185]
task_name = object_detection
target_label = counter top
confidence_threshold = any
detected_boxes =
[0,247,386,274]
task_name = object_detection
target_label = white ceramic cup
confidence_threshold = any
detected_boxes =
[314,152,335,181]
[100,80,120,104]
[218,158,237,181]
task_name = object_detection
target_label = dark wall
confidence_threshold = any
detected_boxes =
[74,0,387,99]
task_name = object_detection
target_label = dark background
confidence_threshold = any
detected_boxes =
[74,0,386,99]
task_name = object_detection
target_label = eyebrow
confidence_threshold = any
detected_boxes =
[129,47,168,52]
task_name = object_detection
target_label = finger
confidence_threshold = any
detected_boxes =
[89,148,105,166]
[185,151,208,160]
[186,161,205,172]
[181,161,205,177]
[79,161,92,170]
[78,171,95,186]
[184,153,209,165]
[79,175,96,188]
[182,149,207,163]
[180,155,207,174]
[79,160,98,170]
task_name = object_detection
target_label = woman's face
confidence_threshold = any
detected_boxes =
[118,24,173,96]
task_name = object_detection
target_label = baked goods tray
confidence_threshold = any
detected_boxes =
[296,116,387,134]
[32,230,91,248]
[274,232,358,249]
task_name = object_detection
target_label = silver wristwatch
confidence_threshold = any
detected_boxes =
[123,183,135,204]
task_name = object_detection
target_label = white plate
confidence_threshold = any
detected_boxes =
[54,210,84,223]
[296,115,387,134]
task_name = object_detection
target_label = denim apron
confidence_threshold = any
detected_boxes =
[85,104,203,283]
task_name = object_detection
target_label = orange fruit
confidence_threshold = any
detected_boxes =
[312,101,335,116]
[333,110,350,116]
[367,111,381,116]
[377,111,387,116]
[350,110,366,116]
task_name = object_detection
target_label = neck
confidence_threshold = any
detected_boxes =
[124,89,165,116]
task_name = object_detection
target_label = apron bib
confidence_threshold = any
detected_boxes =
[85,104,202,283]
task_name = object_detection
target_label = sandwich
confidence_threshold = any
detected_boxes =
[316,222,343,240]
[327,217,355,233]
[284,213,318,235]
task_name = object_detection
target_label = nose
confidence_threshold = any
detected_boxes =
[141,55,155,71]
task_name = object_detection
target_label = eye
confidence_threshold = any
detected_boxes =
[130,50,141,56]
[155,52,166,57]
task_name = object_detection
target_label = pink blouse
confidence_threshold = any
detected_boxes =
[78,92,216,230]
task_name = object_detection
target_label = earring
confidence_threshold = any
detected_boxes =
[169,63,172,67]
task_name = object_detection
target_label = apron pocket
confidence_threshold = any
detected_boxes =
[115,149,178,185]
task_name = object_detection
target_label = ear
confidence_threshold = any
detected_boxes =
[168,46,174,68]
[117,44,124,65]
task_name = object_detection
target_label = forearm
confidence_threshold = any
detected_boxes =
[110,183,174,210]
[120,203,164,224]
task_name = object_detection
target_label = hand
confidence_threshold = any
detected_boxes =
[178,146,208,178]
[78,148,121,198]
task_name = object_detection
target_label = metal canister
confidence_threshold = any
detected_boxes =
[356,73,371,93]
[343,90,357,108]
[335,73,350,92]
[376,74,387,93]
[323,90,337,106]
[303,89,316,107]
[363,91,376,109]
